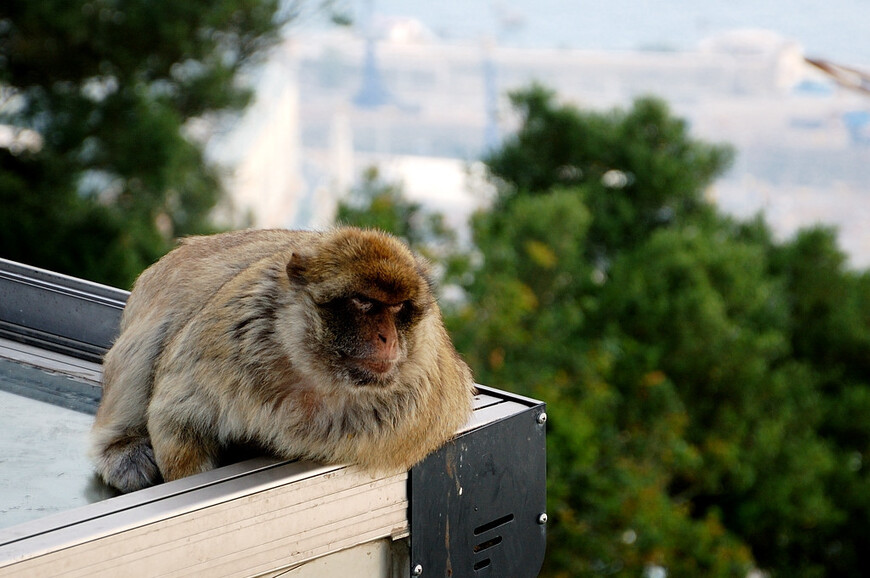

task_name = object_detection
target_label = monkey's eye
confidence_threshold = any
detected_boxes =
[350,296,373,312]
[387,302,405,314]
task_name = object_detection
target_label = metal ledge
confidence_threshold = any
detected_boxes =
[0,391,536,577]
[0,258,126,363]
[0,461,408,577]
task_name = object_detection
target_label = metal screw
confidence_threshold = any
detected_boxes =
[412,564,423,576]
[536,412,548,425]
[538,512,548,525]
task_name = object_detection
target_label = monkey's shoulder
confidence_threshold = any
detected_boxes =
[127,230,312,314]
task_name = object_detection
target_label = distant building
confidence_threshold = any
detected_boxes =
[214,24,870,265]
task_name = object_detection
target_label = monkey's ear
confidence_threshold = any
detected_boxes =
[415,257,437,294]
[286,253,310,286]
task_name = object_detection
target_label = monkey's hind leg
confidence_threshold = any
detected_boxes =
[90,426,162,493]
[91,318,169,492]
[148,416,220,483]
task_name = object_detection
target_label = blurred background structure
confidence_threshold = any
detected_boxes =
[214,1,870,265]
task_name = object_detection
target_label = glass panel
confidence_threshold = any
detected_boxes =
[0,358,114,529]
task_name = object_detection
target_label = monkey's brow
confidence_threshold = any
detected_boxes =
[354,294,408,307]
[352,288,413,306]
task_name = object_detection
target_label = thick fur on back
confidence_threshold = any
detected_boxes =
[90,228,475,492]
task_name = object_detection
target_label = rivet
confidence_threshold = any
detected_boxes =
[536,412,548,425]
[538,512,548,525]
[412,563,423,576]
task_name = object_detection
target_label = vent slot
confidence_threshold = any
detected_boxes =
[473,515,512,573]
[473,513,514,536]
[473,535,503,553]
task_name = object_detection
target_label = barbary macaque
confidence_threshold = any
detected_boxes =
[90,227,475,493]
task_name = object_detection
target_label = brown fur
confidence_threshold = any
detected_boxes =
[90,227,475,492]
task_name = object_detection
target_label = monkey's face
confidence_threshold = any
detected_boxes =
[285,228,436,387]
[317,293,419,385]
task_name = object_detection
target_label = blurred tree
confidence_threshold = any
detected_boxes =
[485,85,732,264]
[0,0,288,287]
[765,226,870,575]
[457,87,870,578]
[453,193,755,577]
[457,87,754,575]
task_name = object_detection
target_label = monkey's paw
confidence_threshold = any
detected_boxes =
[96,437,163,493]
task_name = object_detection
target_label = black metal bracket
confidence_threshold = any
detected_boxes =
[409,387,547,577]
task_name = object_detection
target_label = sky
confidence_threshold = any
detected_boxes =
[303,0,870,66]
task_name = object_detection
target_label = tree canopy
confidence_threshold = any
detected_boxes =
[0,0,286,287]
[339,85,870,577]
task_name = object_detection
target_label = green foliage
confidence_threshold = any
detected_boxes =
[454,183,755,577]
[0,0,286,287]
[339,85,870,577]
[485,84,733,261]
[468,88,870,577]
